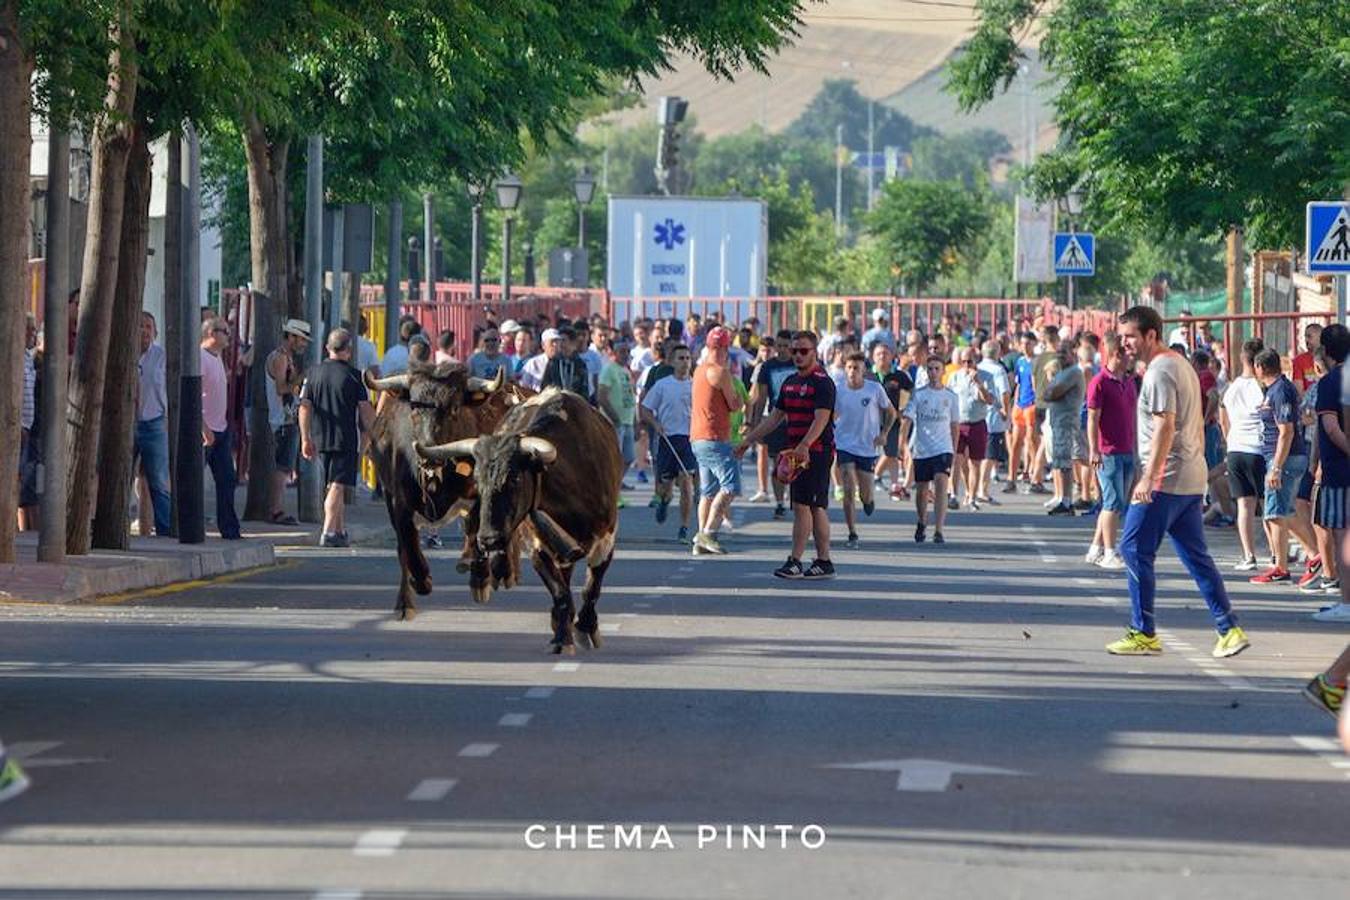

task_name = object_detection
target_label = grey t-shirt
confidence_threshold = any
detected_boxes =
[1137,350,1207,495]
[1046,365,1085,427]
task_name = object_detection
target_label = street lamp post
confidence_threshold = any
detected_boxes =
[495,173,522,303]
[467,181,484,301]
[573,166,596,248]
[1059,188,1085,310]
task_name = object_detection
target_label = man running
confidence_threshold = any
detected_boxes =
[1108,306,1249,658]
[640,343,697,543]
[738,331,836,580]
[902,357,959,544]
[833,351,895,548]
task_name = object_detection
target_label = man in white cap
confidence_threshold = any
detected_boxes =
[265,318,311,524]
[519,328,558,391]
[861,308,896,356]
[499,319,522,370]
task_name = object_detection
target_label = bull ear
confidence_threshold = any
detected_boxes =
[518,436,557,466]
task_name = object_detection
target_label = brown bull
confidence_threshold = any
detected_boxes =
[364,363,530,619]
[415,388,622,653]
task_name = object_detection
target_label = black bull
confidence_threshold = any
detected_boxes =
[415,389,623,654]
[364,363,529,619]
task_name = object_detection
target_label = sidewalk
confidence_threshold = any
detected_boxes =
[0,492,392,605]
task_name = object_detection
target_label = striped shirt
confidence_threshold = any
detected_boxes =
[775,367,835,452]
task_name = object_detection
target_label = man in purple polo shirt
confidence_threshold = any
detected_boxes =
[1085,332,1137,569]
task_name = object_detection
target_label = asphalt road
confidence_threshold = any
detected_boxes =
[2,478,1347,899]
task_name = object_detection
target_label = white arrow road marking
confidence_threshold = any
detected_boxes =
[8,741,106,767]
[406,778,457,802]
[352,829,407,857]
[824,758,1026,792]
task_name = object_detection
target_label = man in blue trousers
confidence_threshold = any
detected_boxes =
[1108,305,1251,658]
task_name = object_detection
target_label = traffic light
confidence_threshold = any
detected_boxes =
[660,126,680,172]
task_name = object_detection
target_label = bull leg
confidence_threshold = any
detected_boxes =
[532,550,575,655]
[390,501,431,620]
[575,531,616,650]
[461,503,495,605]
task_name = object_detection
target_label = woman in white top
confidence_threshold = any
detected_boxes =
[1219,339,1269,569]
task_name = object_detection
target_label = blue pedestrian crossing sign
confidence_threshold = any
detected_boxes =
[1053,232,1095,276]
[1306,202,1350,274]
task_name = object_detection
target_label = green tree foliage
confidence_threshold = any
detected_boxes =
[948,0,1350,249]
[867,179,991,294]
[910,129,1012,191]
[693,124,859,216]
[786,79,935,153]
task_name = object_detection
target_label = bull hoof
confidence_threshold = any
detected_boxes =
[395,603,418,621]
[550,642,576,656]
[470,585,493,605]
[577,629,602,650]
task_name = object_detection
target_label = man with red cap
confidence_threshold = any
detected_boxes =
[690,326,744,555]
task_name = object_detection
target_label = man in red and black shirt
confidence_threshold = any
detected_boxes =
[738,330,836,579]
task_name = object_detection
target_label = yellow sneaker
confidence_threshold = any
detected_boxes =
[1105,628,1162,655]
[1212,626,1250,658]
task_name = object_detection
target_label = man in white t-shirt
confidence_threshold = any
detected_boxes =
[834,351,895,548]
[902,357,960,545]
[639,344,697,542]
[977,339,1012,503]
[1220,339,1269,569]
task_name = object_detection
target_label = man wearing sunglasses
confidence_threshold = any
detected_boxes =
[738,332,836,579]
[200,318,242,540]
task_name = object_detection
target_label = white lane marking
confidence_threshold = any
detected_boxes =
[1158,632,1254,690]
[600,622,621,633]
[353,829,407,857]
[617,612,639,618]
[313,891,362,900]
[525,686,555,699]
[1292,735,1350,779]
[406,778,458,802]
[499,713,533,727]
[1041,555,1059,563]
[1020,524,1035,533]
[458,743,500,758]
[553,661,580,673]
[1074,577,1095,585]
[634,602,653,608]
[1094,595,1117,605]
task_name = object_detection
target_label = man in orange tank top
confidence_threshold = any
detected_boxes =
[690,327,745,556]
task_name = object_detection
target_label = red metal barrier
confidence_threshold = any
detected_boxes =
[1166,311,1336,376]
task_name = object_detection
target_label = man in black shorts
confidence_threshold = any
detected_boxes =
[738,330,836,579]
[749,329,797,519]
[300,328,375,548]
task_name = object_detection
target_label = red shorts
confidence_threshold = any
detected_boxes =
[957,421,989,461]
[1011,405,1036,429]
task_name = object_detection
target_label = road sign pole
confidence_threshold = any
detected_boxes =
[1067,274,1075,311]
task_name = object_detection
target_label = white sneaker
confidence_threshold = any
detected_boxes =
[1313,602,1350,623]
[1043,497,1062,509]
[1084,545,1104,565]
[748,491,769,503]
[1097,549,1127,570]
[1233,556,1258,572]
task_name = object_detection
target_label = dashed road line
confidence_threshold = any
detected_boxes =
[524,686,555,699]
[406,778,458,802]
[352,829,407,857]
[1156,630,1254,690]
[458,743,500,758]
[600,622,621,633]
[1292,735,1350,779]
[499,713,533,727]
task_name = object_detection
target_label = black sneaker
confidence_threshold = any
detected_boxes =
[655,498,669,524]
[1073,498,1094,511]
[1048,503,1076,516]
[933,530,945,545]
[802,559,835,579]
[845,533,860,549]
[1028,482,1050,495]
[773,557,804,579]
[915,522,927,543]
[772,504,786,520]
[862,500,875,516]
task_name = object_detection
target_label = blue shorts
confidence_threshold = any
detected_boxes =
[1097,452,1136,513]
[1203,423,1224,469]
[615,423,635,469]
[835,449,878,471]
[1264,454,1307,519]
[655,433,695,482]
[691,440,742,499]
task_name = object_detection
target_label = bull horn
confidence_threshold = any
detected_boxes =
[465,366,506,395]
[519,436,557,465]
[413,438,478,462]
[365,370,411,392]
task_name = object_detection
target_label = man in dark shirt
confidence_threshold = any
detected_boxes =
[1252,348,1317,584]
[542,326,592,399]
[738,330,836,580]
[749,329,797,517]
[1314,326,1350,612]
[300,328,374,548]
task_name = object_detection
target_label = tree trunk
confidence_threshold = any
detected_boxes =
[90,123,151,550]
[240,113,289,520]
[65,16,139,555]
[0,0,34,563]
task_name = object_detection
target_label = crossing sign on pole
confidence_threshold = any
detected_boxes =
[1053,232,1095,276]
[1306,202,1350,274]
